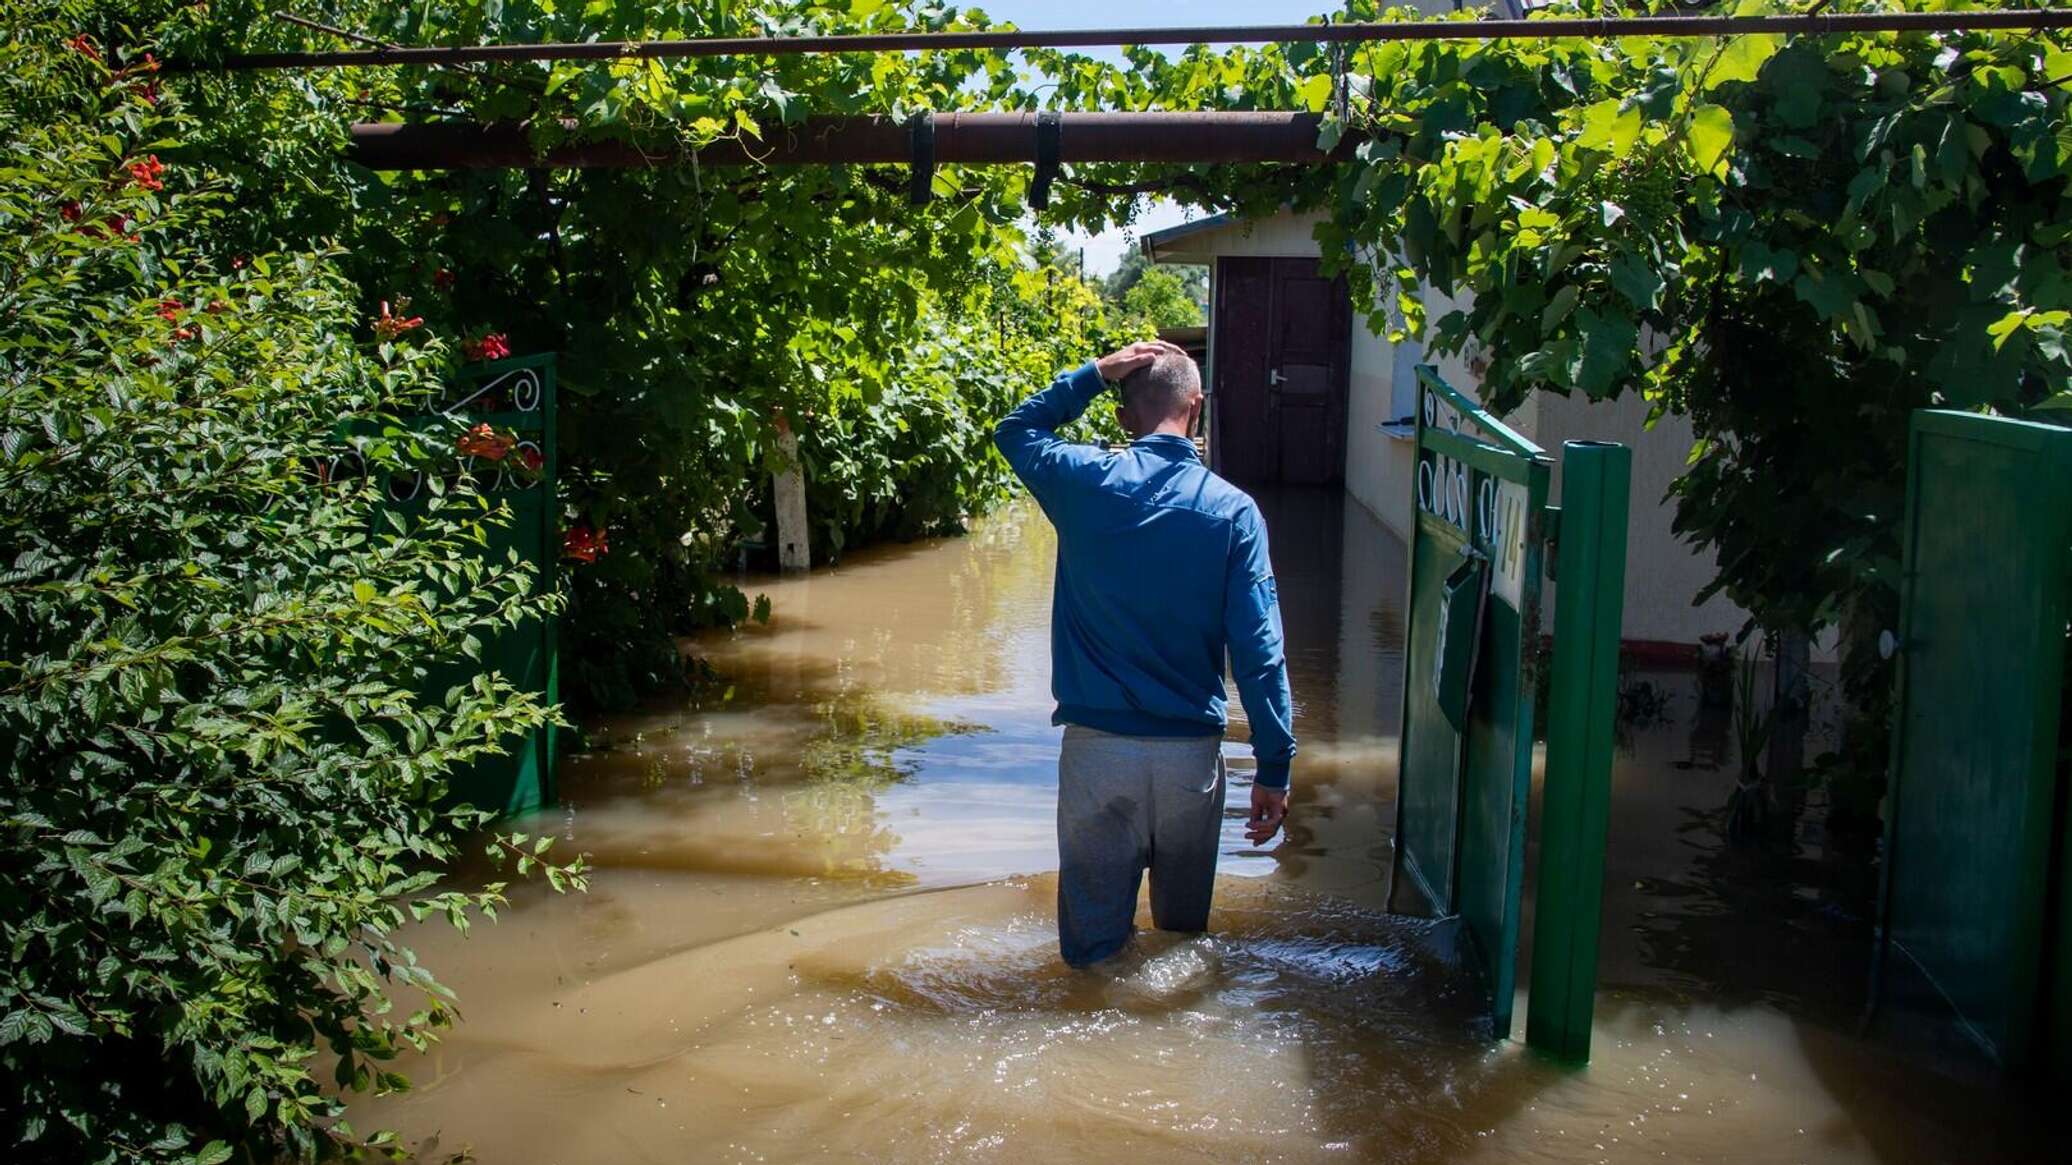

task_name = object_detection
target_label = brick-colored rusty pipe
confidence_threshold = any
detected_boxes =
[348,112,1356,170]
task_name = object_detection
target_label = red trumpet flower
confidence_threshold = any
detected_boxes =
[457,423,514,462]
[371,300,423,342]
[127,155,165,193]
[460,332,511,363]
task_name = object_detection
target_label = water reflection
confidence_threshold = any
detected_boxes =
[352,492,2045,1164]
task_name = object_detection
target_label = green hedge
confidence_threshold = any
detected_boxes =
[0,12,580,1162]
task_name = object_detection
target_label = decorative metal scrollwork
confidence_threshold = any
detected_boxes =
[1416,383,1474,533]
[1417,451,1471,532]
[443,366,543,417]
[453,439,546,495]
[475,440,544,494]
[1422,383,1464,434]
[508,368,542,413]
[385,469,424,502]
[319,448,367,488]
[510,440,542,491]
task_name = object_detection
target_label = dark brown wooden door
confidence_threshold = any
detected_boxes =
[1211,257,1351,486]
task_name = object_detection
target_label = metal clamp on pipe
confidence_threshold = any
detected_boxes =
[907,111,936,206]
[1030,110,1061,210]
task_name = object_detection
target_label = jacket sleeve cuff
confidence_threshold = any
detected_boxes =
[1253,759,1291,790]
[1068,360,1108,398]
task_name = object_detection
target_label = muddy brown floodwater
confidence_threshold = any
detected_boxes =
[355,490,2048,1164]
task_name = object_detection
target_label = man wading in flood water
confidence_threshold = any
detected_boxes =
[994,340,1297,967]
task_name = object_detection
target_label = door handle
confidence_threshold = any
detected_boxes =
[1269,369,1287,386]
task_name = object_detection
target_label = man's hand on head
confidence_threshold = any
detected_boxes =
[1095,340,1184,383]
[1245,783,1289,846]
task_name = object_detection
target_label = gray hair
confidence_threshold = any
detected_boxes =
[1119,351,1202,419]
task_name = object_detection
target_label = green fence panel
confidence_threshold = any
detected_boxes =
[2056,772,2072,1090]
[1877,410,2072,1073]
[384,353,561,818]
[1390,366,1551,1038]
[1526,441,1631,1063]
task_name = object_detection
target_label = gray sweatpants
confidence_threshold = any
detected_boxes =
[1055,724,1226,967]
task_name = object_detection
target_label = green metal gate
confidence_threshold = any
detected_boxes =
[1389,368,1550,1037]
[386,352,562,817]
[1877,409,2072,1076]
[1389,367,1630,1057]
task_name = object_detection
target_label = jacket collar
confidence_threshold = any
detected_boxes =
[1131,433,1201,462]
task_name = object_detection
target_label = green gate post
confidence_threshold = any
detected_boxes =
[1526,440,1631,1062]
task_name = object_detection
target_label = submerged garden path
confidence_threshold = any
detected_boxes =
[356,493,2044,1164]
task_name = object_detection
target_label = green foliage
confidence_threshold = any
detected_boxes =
[163,0,1128,709]
[1015,242,1138,445]
[0,10,580,1161]
[1117,266,1206,331]
[1304,1,2072,644]
[797,313,1027,560]
[1103,248,1207,319]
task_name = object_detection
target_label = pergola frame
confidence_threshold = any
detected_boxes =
[192,10,2072,71]
[176,9,2072,172]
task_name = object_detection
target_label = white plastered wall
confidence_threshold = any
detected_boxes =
[1530,389,1753,646]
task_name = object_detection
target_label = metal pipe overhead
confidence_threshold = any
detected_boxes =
[349,112,1353,170]
[200,11,2072,71]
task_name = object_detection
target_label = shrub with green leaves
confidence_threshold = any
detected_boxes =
[172,0,1145,710]
[1303,0,2072,644]
[0,13,579,1163]
[796,260,1134,561]
[1117,266,1206,331]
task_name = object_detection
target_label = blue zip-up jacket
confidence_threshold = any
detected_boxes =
[993,362,1297,788]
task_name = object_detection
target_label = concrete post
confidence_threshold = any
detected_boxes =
[772,409,810,572]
